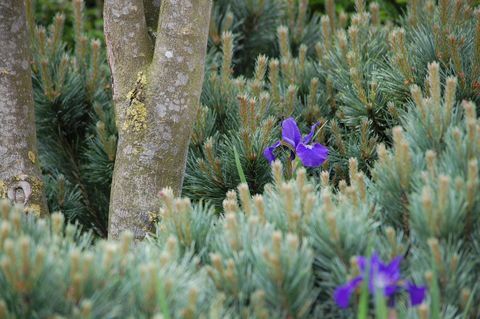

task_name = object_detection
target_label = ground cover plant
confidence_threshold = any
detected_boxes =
[0,0,480,318]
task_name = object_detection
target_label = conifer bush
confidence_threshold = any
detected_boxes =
[30,0,115,237]
[2,0,480,317]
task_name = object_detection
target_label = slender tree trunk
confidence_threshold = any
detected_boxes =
[105,0,212,239]
[0,1,48,216]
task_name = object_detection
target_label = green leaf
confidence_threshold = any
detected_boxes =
[462,283,478,319]
[158,279,171,319]
[429,256,441,319]
[374,288,388,319]
[357,260,370,319]
[233,145,247,185]
[358,246,374,319]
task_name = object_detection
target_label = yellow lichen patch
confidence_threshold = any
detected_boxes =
[123,101,147,132]
[25,204,41,217]
[0,68,11,75]
[123,71,148,133]
[148,210,159,223]
[28,151,36,163]
[125,72,148,101]
[138,71,147,86]
[31,177,43,195]
[0,180,6,198]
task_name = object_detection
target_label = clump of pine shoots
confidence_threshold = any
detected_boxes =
[1,0,480,317]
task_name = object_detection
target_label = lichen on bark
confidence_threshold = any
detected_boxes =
[123,72,148,133]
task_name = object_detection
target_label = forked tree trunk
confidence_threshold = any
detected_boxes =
[0,1,48,216]
[104,0,212,239]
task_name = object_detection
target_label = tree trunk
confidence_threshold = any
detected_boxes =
[0,1,48,216]
[104,0,212,239]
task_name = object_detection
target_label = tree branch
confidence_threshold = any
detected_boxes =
[147,0,213,193]
[150,0,212,125]
[104,0,153,126]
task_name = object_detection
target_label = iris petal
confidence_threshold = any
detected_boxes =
[384,284,398,297]
[385,256,402,273]
[368,253,381,293]
[370,252,382,270]
[334,254,428,310]
[357,256,368,273]
[406,282,427,306]
[384,256,402,282]
[334,276,363,309]
[303,122,320,144]
[263,141,281,163]
[295,143,328,167]
[282,117,302,148]
[370,253,401,296]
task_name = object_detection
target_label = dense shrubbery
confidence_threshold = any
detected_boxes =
[310,0,406,20]
[30,0,113,237]
[2,0,480,317]
[35,0,401,47]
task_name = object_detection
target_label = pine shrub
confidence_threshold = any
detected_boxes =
[30,0,115,237]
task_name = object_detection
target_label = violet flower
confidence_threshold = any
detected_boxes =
[334,253,427,309]
[263,117,328,167]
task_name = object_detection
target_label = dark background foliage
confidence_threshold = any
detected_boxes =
[309,0,405,19]
[35,0,406,44]
[35,0,104,44]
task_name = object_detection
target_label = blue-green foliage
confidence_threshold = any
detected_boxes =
[31,3,115,236]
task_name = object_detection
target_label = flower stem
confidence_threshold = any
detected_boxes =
[286,157,293,180]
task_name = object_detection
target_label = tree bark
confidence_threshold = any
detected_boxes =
[105,0,212,239]
[0,1,48,216]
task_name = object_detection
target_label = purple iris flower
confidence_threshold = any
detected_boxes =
[263,117,328,167]
[334,253,427,309]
